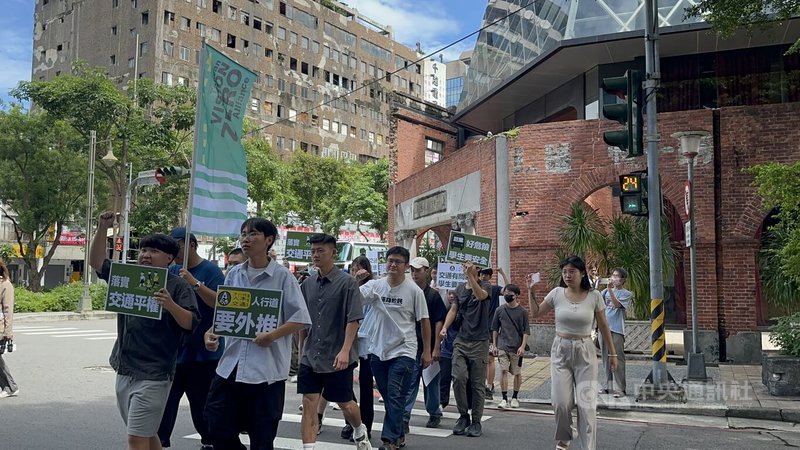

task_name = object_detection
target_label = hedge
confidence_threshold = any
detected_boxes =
[13,282,108,313]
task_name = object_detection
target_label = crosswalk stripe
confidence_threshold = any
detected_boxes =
[281,413,453,438]
[19,328,79,333]
[184,434,356,450]
[372,404,481,421]
[23,329,106,335]
[86,337,118,340]
[52,333,117,338]
[15,326,61,330]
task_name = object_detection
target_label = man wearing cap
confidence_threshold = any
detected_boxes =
[404,256,448,429]
[157,227,226,450]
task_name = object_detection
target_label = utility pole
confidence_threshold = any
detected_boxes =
[637,0,685,401]
[79,131,97,313]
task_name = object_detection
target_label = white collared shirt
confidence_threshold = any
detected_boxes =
[215,258,311,384]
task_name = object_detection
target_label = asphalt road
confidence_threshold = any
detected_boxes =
[2,319,798,449]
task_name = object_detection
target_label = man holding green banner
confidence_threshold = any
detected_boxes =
[89,211,199,450]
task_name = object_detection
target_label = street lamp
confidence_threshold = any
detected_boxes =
[672,130,710,382]
[79,134,117,314]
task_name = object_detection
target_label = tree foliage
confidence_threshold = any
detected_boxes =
[686,1,800,53]
[288,151,351,235]
[243,132,296,224]
[0,108,87,291]
[748,162,800,312]
[338,158,390,239]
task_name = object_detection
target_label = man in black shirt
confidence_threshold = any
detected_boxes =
[404,257,447,429]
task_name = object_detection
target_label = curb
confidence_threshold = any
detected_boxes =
[14,311,117,323]
[514,399,799,424]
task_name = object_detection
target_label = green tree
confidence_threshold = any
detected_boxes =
[0,108,87,291]
[243,133,296,224]
[686,1,800,53]
[288,151,349,235]
[338,158,389,240]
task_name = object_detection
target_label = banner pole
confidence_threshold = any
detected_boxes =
[182,39,207,266]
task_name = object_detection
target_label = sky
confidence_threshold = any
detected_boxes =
[0,0,487,106]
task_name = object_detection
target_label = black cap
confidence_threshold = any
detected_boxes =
[168,227,198,244]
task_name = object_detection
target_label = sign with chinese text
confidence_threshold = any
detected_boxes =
[445,231,492,268]
[366,250,387,277]
[285,231,315,261]
[212,286,283,339]
[436,261,466,290]
[105,263,166,320]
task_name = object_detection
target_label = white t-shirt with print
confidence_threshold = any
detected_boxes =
[361,277,429,361]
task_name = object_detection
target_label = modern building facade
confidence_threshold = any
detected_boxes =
[445,50,470,109]
[32,0,425,162]
[388,0,800,363]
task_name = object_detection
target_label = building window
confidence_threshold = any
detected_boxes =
[177,76,188,86]
[210,28,221,42]
[290,32,298,45]
[163,40,174,57]
[265,21,273,34]
[322,118,330,131]
[226,34,236,49]
[111,26,117,36]
[265,75,273,87]
[110,55,116,65]
[179,46,190,61]
[265,48,273,59]
[163,10,174,25]
[264,101,273,115]
[212,0,221,13]
[228,6,237,20]
[288,138,295,150]
[425,138,443,166]
[312,41,319,53]
[253,17,262,30]
[141,11,149,25]
[161,71,173,85]
[277,105,286,118]
[241,12,249,26]
[332,121,339,133]
[139,41,148,56]
[180,16,190,30]
[311,115,318,126]
[301,36,309,49]
[368,131,375,144]
[277,27,286,40]
[250,98,260,112]
[128,57,135,68]
[289,109,297,122]
[276,136,284,149]
[197,0,207,8]
[277,78,286,91]
[349,126,356,138]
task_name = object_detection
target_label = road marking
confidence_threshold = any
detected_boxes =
[184,434,355,450]
[23,329,107,335]
[86,337,118,340]
[280,413,453,438]
[52,333,117,338]
[372,404,481,421]
[15,326,64,330]
[18,328,79,333]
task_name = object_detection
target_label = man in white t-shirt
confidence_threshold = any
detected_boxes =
[357,246,431,450]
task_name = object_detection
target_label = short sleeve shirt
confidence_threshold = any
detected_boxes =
[601,287,632,335]
[361,278,429,361]
[215,259,312,384]
[415,285,447,353]
[300,267,364,373]
[454,280,493,341]
[169,259,226,363]
[490,304,530,352]
[544,287,604,336]
[98,259,199,381]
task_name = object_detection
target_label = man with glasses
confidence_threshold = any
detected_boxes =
[355,247,431,450]
[204,218,312,450]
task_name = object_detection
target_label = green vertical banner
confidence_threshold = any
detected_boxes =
[285,231,315,262]
[445,231,493,268]
[105,263,168,320]
[212,285,283,339]
[190,43,256,236]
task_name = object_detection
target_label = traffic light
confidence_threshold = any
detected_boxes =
[154,166,190,185]
[619,172,648,216]
[602,70,643,157]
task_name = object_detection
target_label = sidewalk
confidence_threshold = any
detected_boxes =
[14,311,117,323]
[506,356,800,423]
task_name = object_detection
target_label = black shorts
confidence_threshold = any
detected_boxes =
[297,362,357,403]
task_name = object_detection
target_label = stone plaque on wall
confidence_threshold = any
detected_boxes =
[413,190,447,219]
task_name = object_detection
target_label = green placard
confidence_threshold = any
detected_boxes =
[445,231,493,268]
[285,231,315,262]
[212,285,283,339]
[105,263,167,320]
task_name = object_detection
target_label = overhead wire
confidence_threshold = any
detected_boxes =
[243,0,537,137]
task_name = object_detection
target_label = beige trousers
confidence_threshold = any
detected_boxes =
[550,336,598,450]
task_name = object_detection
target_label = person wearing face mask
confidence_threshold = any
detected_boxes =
[490,284,529,409]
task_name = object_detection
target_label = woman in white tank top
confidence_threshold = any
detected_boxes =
[527,256,617,450]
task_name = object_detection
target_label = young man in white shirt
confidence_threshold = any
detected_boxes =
[203,218,312,450]
[356,247,431,450]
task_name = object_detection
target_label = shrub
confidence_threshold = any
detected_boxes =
[770,312,800,357]
[13,282,108,313]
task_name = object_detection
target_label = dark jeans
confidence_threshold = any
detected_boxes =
[439,357,452,407]
[158,360,218,447]
[370,355,415,445]
[403,358,442,421]
[204,369,285,450]
[358,356,375,433]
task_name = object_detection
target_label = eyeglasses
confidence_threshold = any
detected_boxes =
[386,258,407,266]
[240,231,263,240]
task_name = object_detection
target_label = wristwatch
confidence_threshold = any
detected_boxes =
[193,281,204,291]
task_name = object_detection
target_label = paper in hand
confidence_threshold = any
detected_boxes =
[531,272,541,284]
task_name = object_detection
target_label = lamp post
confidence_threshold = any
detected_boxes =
[79,133,118,313]
[672,130,710,381]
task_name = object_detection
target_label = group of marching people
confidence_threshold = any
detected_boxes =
[88,210,629,450]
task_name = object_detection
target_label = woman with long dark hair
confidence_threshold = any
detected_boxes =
[528,256,617,450]
[0,258,18,398]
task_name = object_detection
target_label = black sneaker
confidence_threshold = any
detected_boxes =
[484,386,493,400]
[453,415,471,435]
[466,422,482,437]
[403,421,410,435]
[425,416,441,428]
[341,423,354,440]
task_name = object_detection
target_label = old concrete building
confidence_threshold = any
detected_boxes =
[388,0,800,363]
[32,0,424,161]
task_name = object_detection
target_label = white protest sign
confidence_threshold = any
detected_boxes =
[436,261,466,290]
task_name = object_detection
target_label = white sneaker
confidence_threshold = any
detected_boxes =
[289,375,298,383]
[510,398,520,408]
[497,399,508,409]
[0,390,9,399]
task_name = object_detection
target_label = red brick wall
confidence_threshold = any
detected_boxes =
[389,102,800,335]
